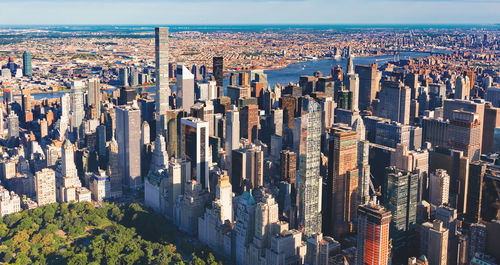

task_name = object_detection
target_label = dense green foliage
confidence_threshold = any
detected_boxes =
[0,202,222,265]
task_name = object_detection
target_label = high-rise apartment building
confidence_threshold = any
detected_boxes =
[116,105,142,190]
[181,117,210,190]
[71,80,85,134]
[35,168,56,206]
[356,199,392,265]
[225,105,240,171]
[176,64,195,112]
[294,96,322,236]
[155,27,170,134]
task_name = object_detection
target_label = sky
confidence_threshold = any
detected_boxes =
[0,0,499,25]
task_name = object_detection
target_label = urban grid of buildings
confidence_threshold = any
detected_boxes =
[0,25,499,265]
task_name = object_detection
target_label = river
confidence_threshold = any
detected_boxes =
[26,51,431,100]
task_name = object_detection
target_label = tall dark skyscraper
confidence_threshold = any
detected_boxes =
[213,56,223,96]
[22,51,32,76]
[355,63,378,111]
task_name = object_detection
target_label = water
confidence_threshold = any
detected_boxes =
[224,51,432,88]
[24,52,431,101]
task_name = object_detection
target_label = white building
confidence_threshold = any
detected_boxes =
[0,186,21,217]
[90,171,111,201]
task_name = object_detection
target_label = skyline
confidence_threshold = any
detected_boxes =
[0,0,499,25]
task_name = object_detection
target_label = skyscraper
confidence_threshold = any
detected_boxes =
[213,56,223,96]
[225,105,240,171]
[378,80,411,125]
[420,220,449,265]
[7,111,19,141]
[355,63,378,111]
[356,199,392,265]
[448,110,482,161]
[240,104,259,143]
[176,64,195,112]
[107,137,122,198]
[71,81,85,135]
[344,56,360,112]
[22,51,32,76]
[88,78,101,117]
[155,27,170,135]
[429,169,450,206]
[294,96,322,236]
[116,105,142,190]
[181,117,210,190]
[326,126,359,238]
[383,167,418,250]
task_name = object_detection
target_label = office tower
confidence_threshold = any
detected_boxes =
[213,56,223,92]
[319,97,336,134]
[356,200,392,265]
[294,97,322,236]
[7,111,19,140]
[71,81,84,134]
[467,162,486,223]
[280,150,297,184]
[355,63,379,111]
[119,68,129,87]
[482,104,500,154]
[225,106,240,170]
[420,220,449,265]
[88,78,101,117]
[155,27,170,135]
[106,138,122,197]
[378,80,411,124]
[448,110,482,161]
[306,233,340,265]
[326,126,358,238]
[35,168,56,206]
[240,104,259,143]
[376,121,421,151]
[469,223,487,260]
[454,76,470,100]
[60,93,70,119]
[250,194,279,259]
[40,119,48,139]
[231,144,264,193]
[280,96,297,129]
[176,64,195,111]
[383,167,418,250]
[116,105,142,190]
[151,134,169,172]
[119,86,137,105]
[435,205,460,265]
[429,169,450,206]
[353,117,371,205]
[141,121,150,147]
[443,99,485,153]
[166,109,183,158]
[485,87,500,107]
[270,108,283,136]
[344,56,360,112]
[181,117,210,190]
[430,148,470,214]
[22,51,32,76]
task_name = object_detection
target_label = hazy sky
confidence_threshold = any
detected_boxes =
[0,0,499,25]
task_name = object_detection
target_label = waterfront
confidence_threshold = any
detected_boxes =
[22,51,432,100]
